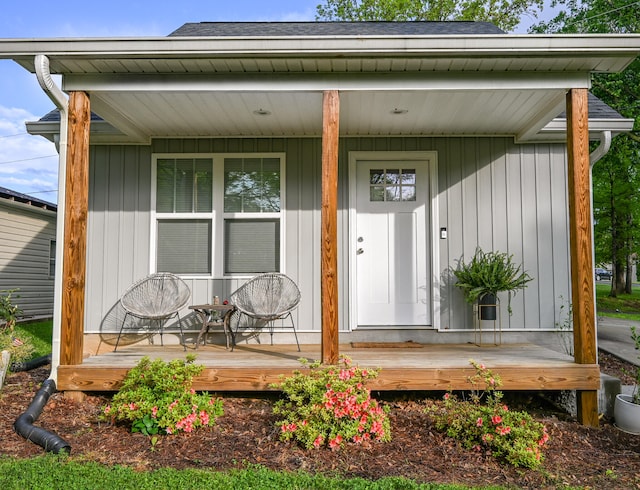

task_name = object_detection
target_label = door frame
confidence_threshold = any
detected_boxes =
[348,151,440,331]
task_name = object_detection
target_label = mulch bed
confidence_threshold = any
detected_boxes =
[1,353,639,489]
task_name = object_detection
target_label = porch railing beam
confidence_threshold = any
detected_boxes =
[60,91,90,367]
[321,90,340,364]
[566,88,599,427]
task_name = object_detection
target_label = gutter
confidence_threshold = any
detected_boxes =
[34,53,67,386]
[589,130,612,166]
[589,130,613,358]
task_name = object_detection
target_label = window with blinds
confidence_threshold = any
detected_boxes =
[153,154,283,276]
[157,219,212,274]
[224,219,280,274]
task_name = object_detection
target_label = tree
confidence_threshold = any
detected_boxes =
[592,138,640,295]
[315,0,544,32]
[532,0,640,295]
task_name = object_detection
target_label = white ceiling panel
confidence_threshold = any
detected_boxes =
[88,88,569,141]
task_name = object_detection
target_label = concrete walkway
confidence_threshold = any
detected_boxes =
[598,316,640,367]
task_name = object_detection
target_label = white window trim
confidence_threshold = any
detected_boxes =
[48,239,56,279]
[150,152,286,278]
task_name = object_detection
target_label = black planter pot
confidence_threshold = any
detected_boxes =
[478,293,497,321]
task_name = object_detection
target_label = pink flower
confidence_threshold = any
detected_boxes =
[476,417,483,427]
[152,406,158,418]
[491,415,502,425]
[199,410,210,426]
[103,405,111,415]
[329,435,343,449]
[280,422,297,433]
[313,435,324,448]
[538,432,550,446]
[496,426,511,436]
[128,403,137,411]
[443,393,450,400]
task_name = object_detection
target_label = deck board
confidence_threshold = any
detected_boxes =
[57,342,600,392]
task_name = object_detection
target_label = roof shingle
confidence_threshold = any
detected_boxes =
[169,21,506,37]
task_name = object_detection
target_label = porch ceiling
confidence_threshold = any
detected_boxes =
[82,88,571,143]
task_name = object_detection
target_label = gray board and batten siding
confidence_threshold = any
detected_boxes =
[0,189,57,319]
[85,136,570,342]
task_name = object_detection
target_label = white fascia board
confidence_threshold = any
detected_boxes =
[26,119,139,144]
[540,117,635,135]
[63,71,591,93]
[0,197,56,216]
[517,117,635,143]
[1,35,640,59]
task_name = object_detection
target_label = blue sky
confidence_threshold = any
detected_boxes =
[0,1,548,204]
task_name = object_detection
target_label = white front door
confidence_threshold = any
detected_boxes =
[354,160,431,326]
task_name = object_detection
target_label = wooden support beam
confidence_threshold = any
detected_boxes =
[60,91,91,366]
[566,88,599,427]
[321,90,340,365]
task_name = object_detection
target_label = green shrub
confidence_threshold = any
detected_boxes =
[0,289,22,329]
[426,360,549,469]
[0,289,34,367]
[102,355,223,435]
[272,356,391,449]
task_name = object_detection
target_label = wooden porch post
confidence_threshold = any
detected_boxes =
[566,88,599,427]
[321,90,340,364]
[60,91,91,367]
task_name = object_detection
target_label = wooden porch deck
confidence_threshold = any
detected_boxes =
[56,342,600,393]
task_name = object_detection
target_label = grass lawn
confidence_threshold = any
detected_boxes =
[596,283,640,321]
[13,320,53,359]
[0,455,501,490]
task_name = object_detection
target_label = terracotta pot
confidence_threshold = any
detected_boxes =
[614,393,640,435]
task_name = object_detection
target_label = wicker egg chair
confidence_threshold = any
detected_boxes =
[114,272,191,351]
[229,273,301,351]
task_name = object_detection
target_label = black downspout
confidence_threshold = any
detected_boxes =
[11,354,52,372]
[13,376,71,454]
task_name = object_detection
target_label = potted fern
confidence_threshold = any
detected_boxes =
[452,248,532,320]
[613,326,640,434]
